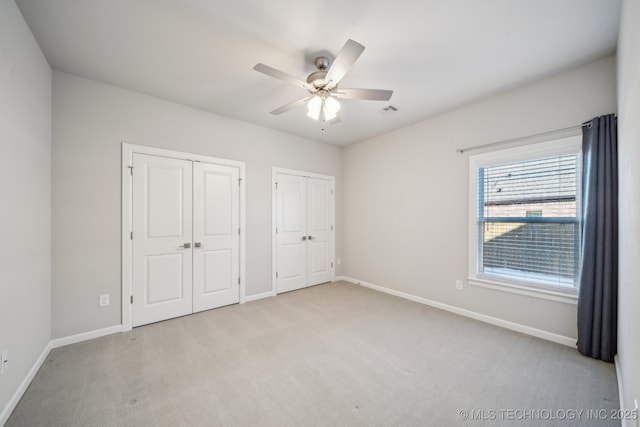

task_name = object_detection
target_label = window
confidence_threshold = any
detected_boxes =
[468,136,582,297]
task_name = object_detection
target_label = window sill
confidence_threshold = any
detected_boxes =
[467,276,578,305]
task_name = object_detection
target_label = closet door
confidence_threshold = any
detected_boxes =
[276,174,308,293]
[307,177,332,285]
[132,154,193,327]
[275,173,333,293]
[192,162,240,312]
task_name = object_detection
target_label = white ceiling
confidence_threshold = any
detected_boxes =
[16,0,620,146]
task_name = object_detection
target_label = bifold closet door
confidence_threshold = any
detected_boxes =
[132,154,193,327]
[276,173,332,294]
[192,162,240,312]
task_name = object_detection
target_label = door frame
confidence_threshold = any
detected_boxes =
[122,143,246,331]
[271,167,336,296]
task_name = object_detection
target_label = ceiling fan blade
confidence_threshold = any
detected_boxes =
[324,39,365,89]
[334,88,393,101]
[254,63,314,91]
[269,96,312,115]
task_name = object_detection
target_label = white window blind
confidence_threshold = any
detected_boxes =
[476,153,581,290]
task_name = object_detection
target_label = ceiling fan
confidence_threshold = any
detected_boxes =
[253,39,393,124]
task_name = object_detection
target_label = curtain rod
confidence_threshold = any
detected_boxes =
[456,123,591,154]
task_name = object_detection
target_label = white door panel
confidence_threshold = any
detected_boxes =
[276,174,307,293]
[147,167,185,237]
[132,154,193,327]
[281,242,304,279]
[309,179,329,232]
[203,249,232,293]
[281,178,306,233]
[276,173,333,293]
[310,241,329,272]
[307,177,332,285]
[145,253,185,304]
[193,162,240,312]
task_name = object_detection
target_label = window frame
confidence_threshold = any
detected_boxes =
[467,135,582,303]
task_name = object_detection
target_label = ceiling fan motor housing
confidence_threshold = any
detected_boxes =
[306,56,332,89]
[306,71,328,89]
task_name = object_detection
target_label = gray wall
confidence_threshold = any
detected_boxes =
[342,56,616,340]
[52,72,342,339]
[617,0,640,415]
[0,0,51,418]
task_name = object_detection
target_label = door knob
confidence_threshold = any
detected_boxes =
[302,236,307,241]
[179,243,191,249]
[308,235,314,240]
[194,242,202,248]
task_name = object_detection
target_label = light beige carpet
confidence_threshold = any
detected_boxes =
[7,281,619,426]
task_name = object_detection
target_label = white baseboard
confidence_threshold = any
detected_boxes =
[244,291,273,303]
[340,276,576,348]
[50,324,123,349]
[0,341,52,426]
[1,325,123,425]
[615,355,631,427]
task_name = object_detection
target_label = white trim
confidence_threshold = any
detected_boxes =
[239,173,247,305]
[121,143,247,332]
[468,135,583,301]
[468,277,578,305]
[342,276,576,348]
[0,342,52,426]
[457,124,583,154]
[1,325,125,424]
[271,170,278,297]
[244,291,274,303]
[271,167,336,296]
[614,355,632,427]
[50,325,123,349]
[272,167,337,181]
[470,134,582,168]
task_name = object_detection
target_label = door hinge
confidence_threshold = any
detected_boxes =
[238,178,242,186]
[275,227,278,234]
[276,272,278,278]
[238,228,241,236]
[238,277,240,285]
[128,166,133,175]
[130,231,133,240]
[275,182,278,189]
[331,188,334,195]
[331,262,334,268]
[331,225,333,231]
[130,295,133,304]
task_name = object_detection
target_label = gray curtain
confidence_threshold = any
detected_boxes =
[577,114,618,362]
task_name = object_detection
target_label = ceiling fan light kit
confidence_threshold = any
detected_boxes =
[307,96,322,120]
[322,96,340,120]
[253,39,393,126]
[306,90,340,121]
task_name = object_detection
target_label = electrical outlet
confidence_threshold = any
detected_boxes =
[1,350,8,374]
[455,280,463,290]
[99,294,110,307]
